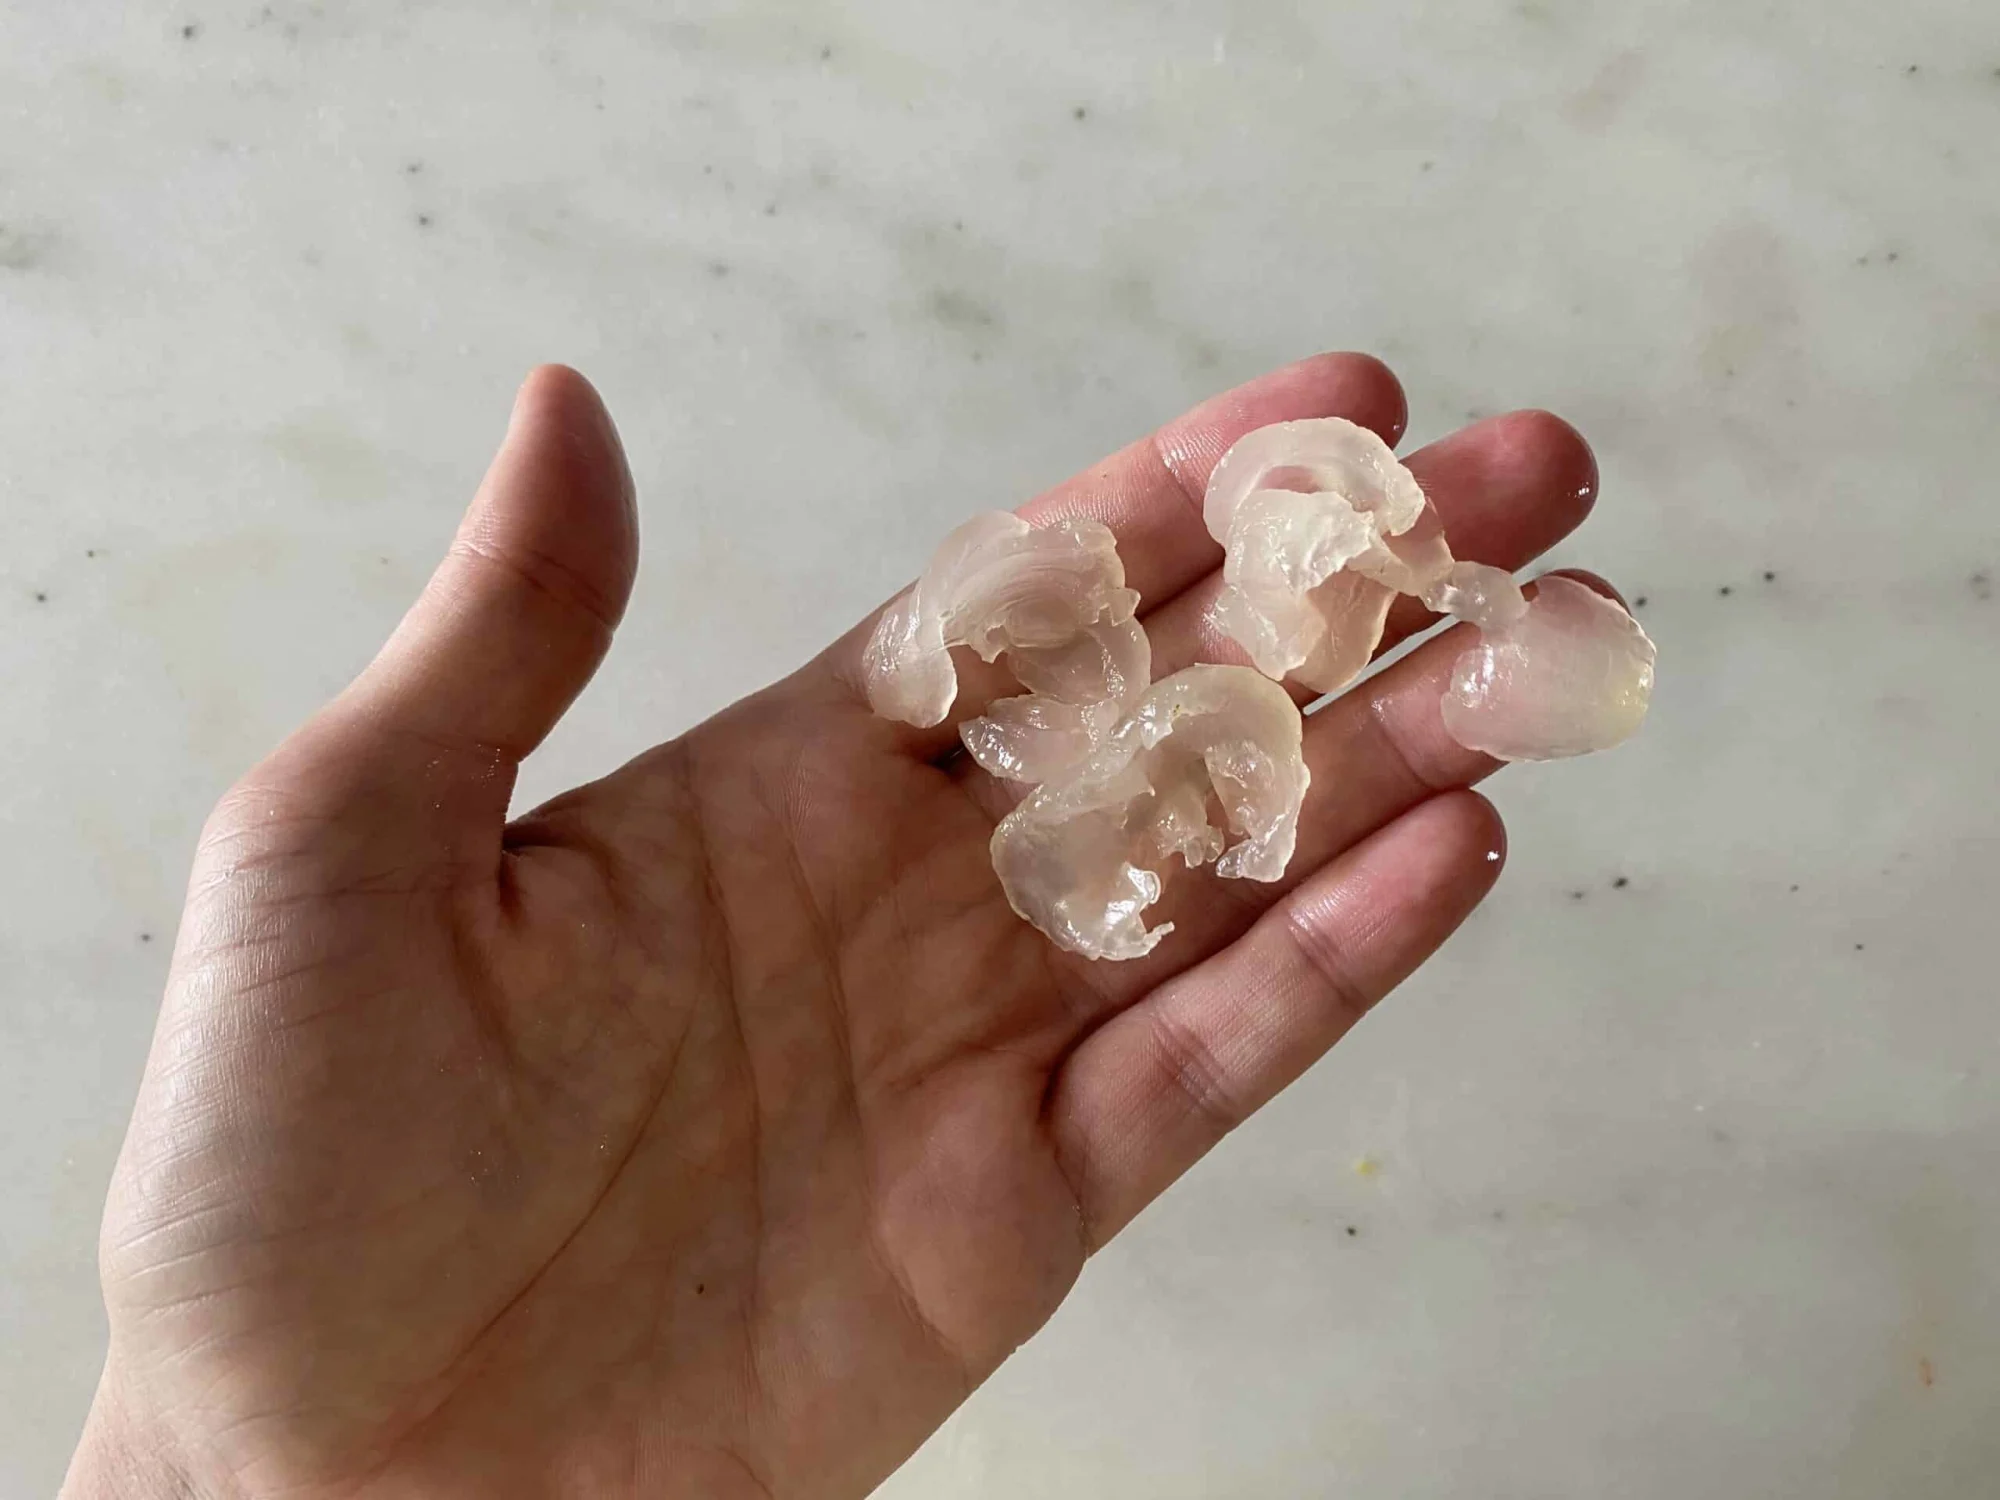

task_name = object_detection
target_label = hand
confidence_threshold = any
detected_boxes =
[66,359,1603,1499]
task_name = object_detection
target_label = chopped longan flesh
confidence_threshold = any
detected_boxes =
[861,418,1654,962]
[1205,417,1655,762]
[990,666,1309,961]
[862,513,1150,782]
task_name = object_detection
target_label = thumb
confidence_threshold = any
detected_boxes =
[302,366,638,829]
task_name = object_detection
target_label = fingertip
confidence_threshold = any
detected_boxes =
[511,364,637,512]
[1398,408,1598,582]
[1380,789,1509,942]
[506,365,586,443]
[1289,350,1409,446]
[1455,789,1509,883]
[1536,567,1629,612]
[472,366,639,632]
[1492,408,1599,521]
[515,361,601,410]
[1401,787,1508,889]
[1287,788,1499,944]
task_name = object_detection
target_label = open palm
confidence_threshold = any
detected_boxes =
[74,359,1604,1500]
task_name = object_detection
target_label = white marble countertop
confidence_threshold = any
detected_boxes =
[5,1,1998,1494]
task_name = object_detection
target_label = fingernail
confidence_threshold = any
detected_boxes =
[506,372,538,438]
[587,388,637,520]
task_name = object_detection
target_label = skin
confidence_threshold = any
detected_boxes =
[63,356,1611,1500]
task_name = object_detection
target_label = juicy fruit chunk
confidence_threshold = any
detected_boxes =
[989,666,1309,961]
[1205,418,1655,762]
[862,513,1151,782]
[1203,417,1429,693]
[862,412,1654,961]
[1442,575,1656,761]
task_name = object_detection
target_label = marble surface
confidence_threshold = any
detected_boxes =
[5,0,1998,1493]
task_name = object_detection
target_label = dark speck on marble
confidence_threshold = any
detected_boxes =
[1718,585,1733,596]
[1906,63,1920,75]
[707,261,731,278]
[1855,943,1867,952]
[33,591,48,604]
[1762,570,1777,582]
[416,214,433,229]
[1633,594,1648,609]
[1612,876,1629,889]
[1345,1225,1359,1238]
[1972,571,1993,600]
[1073,105,1089,121]
[1569,889,1587,902]
[140,932,153,943]
[819,45,833,62]
[929,288,1001,332]
[1421,160,1435,172]
[0,223,52,273]
[1790,884,1801,893]
[405,160,424,175]
[182,22,200,40]
[763,202,778,216]
[1887,250,1901,263]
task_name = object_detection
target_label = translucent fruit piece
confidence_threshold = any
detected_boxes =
[990,666,1309,961]
[1203,418,1431,693]
[958,615,1150,782]
[1286,571,1399,695]
[1205,418,1656,762]
[1442,576,1657,761]
[1355,495,1454,600]
[862,512,1150,781]
[1424,560,1530,633]
[1203,417,1428,542]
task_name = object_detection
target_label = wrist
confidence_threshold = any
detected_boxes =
[62,1373,206,1500]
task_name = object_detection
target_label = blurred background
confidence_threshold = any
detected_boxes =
[4,1,1997,1494]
